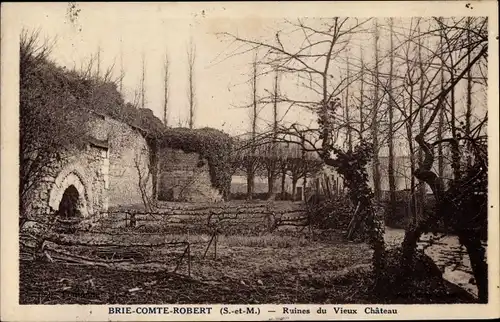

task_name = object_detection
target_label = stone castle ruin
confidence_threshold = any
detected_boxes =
[20,42,230,232]
[25,111,221,228]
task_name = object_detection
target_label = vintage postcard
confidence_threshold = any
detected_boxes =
[1,1,499,321]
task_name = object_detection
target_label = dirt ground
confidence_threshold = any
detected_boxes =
[20,231,476,304]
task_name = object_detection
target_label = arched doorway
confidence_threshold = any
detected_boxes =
[49,168,93,218]
[57,185,82,219]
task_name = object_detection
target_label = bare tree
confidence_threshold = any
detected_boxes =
[130,89,141,109]
[279,149,289,199]
[287,153,322,200]
[415,21,426,218]
[344,53,353,151]
[266,68,280,199]
[358,44,366,141]
[385,17,489,301]
[132,146,155,227]
[437,18,445,179]
[163,50,170,126]
[437,19,462,180]
[465,16,473,167]
[247,52,259,199]
[220,18,387,288]
[95,43,102,79]
[387,18,397,218]
[140,51,146,109]
[187,39,196,129]
[353,17,488,303]
[119,36,124,93]
[371,19,382,202]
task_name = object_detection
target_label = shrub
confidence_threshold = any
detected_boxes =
[382,190,415,229]
[305,194,354,231]
[382,192,458,234]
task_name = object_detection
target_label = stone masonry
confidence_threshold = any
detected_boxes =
[23,111,223,231]
[25,112,153,227]
[157,147,222,202]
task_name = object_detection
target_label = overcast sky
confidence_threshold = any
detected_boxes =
[14,3,302,136]
[6,2,494,140]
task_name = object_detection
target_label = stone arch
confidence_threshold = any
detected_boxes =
[49,164,94,217]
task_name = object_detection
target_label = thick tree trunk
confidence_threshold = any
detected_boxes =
[324,148,386,293]
[303,174,307,197]
[400,85,418,276]
[402,43,488,281]
[458,229,488,303]
[280,170,286,200]
[322,175,331,198]
[438,75,445,179]
[267,169,276,200]
[291,179,298,201]
[246,165,254,200]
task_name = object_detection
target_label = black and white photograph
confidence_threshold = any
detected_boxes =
[1,1,499,320]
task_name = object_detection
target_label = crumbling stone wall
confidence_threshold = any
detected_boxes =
[23,110,229,233]
[105,118,153,208]
[24,113,153,227]
[157,147,222,202]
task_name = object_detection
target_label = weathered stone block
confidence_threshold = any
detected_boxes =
[157,147,222,202]
[41,176,55,183]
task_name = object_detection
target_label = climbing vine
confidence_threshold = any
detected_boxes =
[156,127,233,200]
[326,142,387,291]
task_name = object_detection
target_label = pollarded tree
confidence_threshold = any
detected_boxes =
[285,146,323,200]
[258,142,282,200]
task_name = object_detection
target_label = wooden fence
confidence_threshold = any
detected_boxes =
[20,202,308,277]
